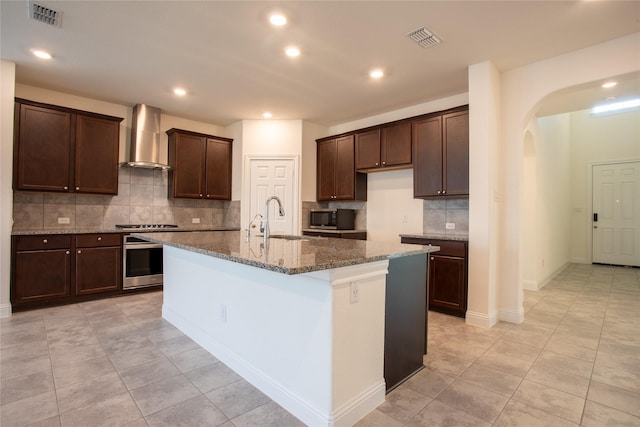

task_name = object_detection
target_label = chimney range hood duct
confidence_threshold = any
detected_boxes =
[124,104,171,170]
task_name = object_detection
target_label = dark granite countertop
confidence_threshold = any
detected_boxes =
[11,226,240,236]
[135,230,439,275]
[400,233,469,242]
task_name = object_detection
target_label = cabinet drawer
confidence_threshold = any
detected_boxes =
[14,235,71,251]
[401,238,466,257]
[76,233,121,248]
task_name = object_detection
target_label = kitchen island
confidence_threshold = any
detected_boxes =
[135,231,438,426]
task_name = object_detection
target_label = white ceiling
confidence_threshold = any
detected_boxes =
[1,1,639,126]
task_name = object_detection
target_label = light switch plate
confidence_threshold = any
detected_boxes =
[58,217,70,224]
[445,222,455,230]
[192,218,201,224]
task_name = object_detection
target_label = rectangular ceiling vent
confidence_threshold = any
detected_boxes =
[28,1,62,27]
[406,26,441,49]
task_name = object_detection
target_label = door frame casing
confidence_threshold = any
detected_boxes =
[242,155,300,235]
[587,158,640,264]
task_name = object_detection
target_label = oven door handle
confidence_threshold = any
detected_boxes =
[125,243,163,250]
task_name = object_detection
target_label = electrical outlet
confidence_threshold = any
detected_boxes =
[401,214,408,223]
[445,222,455,230]
[350,282,359,304]
[192,218,201,224]
[58,217,70,224]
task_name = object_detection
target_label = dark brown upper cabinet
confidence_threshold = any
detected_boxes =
[317,135,366,201]
[355,122,412,171]
[13,99,122,195]
[413,107,469,198]
[167,128,233,200]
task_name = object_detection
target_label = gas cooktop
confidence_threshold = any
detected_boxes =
[115,224,179,230]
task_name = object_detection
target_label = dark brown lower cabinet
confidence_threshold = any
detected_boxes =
[11,233,123,311]
[13,235,72,305]
[302,230,367,240]
[75,234,122,296]
[401,237,468,318]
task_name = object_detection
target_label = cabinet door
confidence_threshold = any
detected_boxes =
[381,122,412,168]
[205,138,232,200]
[76,246,121,295]
[317,139,337,201]
[443,111,469,196]
[334,135,356,200]
[413,116,443,198]
[75,114,120,194]
[428,254,466,317]
[13,249,71,303]
[355,129,381,170]
[170,132,206,198]
[15,103,72,192]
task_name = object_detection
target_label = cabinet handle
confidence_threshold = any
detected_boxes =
[77,250,82,254]
[43,239,48,244]
[63,186,68,190]
[76,187,80,191]
[382,161,386,165]
[65,251,70,255]
[375,162,379,166]
[97,237,102,241]
[437,190,441,194]
[206,194,210,198]
[200,194,203,197]
[442,190,446,194]
[431,257,434,260]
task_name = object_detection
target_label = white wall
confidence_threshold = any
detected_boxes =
[0,61,16,317]
[366,169,423,242]
[533,114,572,286]
[569,108,640,263]
[491,32,640,325]
[467,61,502,327]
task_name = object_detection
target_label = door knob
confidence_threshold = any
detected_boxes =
[593,225,598,229]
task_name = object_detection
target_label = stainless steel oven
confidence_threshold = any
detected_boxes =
[117,225,177,290]
[122,235,164,289]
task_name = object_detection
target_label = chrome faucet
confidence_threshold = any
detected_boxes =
[263,196,285,245]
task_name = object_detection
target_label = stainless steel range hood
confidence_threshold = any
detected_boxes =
[123,104,171,170]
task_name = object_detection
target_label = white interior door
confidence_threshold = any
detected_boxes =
[248,158,296,235]
[592,161,640,267]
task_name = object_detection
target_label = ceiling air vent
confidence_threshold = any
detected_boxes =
[28,1,62,27]
[406,26,441,49]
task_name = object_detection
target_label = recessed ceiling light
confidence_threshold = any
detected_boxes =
[31,49,52,60]
[285,47,300,57]
[370,69,384,79]
[173,88,186,96]
[269,14,287,26]
[263,112,273,119]
[601,81,617,89]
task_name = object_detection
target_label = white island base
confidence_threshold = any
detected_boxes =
[161,245,389,426]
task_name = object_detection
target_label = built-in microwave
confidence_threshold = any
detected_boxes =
[310,209,355,230]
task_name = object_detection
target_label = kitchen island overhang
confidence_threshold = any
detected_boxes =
[135,231,438,426]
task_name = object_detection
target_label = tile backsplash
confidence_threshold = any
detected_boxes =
[423,198,469,236]
[12,167,240,230]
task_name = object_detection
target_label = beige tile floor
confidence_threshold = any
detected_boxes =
[1,263,638,426]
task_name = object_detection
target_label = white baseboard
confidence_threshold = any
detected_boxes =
[523,261,571,291]
[0,303,11,318]
[498,308,524,324]
[522,279,538,291]
[465,310,497,328]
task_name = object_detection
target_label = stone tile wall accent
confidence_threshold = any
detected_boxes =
[12,167,240,230]
[423,198,469,237]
